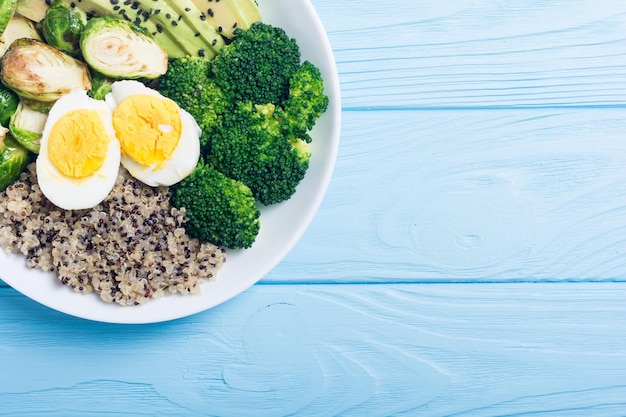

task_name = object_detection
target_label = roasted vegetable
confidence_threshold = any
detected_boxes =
[9,100,47,153]
[0,84,19,126]
[0,134,31,192]
[80,16,167,80]
[42,0,86,57]
[1,38,91,102]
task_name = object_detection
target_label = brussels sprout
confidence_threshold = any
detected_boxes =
[20,98,54,114]
[0,0,17,38]
[0,14,42,57]
[42,0,86,58]
[0,134,31,192]
[9,100,47,154]
[1,38,92,102]
[0,84,19,127]
[80,16,168,80]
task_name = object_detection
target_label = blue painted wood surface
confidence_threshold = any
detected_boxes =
[3,0,626,415]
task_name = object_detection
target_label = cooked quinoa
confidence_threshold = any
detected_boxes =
[0,163,226,306]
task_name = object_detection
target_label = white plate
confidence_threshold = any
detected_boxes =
[0,0,341,324]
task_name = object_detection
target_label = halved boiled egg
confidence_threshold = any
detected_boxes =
[36,89,121,210]
[105,80,201,187]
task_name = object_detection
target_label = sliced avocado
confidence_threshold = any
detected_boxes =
[61,0,223,58]
[0,14,41,56]
[60,0,184,56]
[0,0,18,38]
[162,0,224,57]
[16,0,49,22]
[191,0,261,39]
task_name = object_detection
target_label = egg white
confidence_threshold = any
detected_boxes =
[36,89,121,210]
[105,80,201,187]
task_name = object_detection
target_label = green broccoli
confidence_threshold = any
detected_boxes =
[207,101,310,206]
[156,20,329,240]
[170,162,261,249]
[279,61,329,142]
[210,21,301,105]
[158,56,231,152]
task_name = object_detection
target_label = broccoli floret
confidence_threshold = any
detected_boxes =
[210,22,301,105]
[158,56,230,152]
[207,102,310,206]
[170,162,260,249]
[87,70,113,101]
[279,61,329,142]
[156,22,328,212]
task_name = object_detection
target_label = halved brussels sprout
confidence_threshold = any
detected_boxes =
[9,100,47,154]
[80,16,168,80]
[0,84,19,126]
[42,0,87,58]
[1,38,91,102]
[0,134,31,192]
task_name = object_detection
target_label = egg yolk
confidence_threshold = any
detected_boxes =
[112,94,181,167]
[48,109,110,179]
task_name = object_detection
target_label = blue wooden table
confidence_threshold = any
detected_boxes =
[3,1,626,415]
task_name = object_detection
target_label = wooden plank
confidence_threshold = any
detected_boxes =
[269,108,626,283]
[311,0,626,109]
[1,283,625,416]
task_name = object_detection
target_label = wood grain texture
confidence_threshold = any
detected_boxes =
[314,0,626,109]
[1,283,626,416]
[268,108,626,283]
[3,0,626,416]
